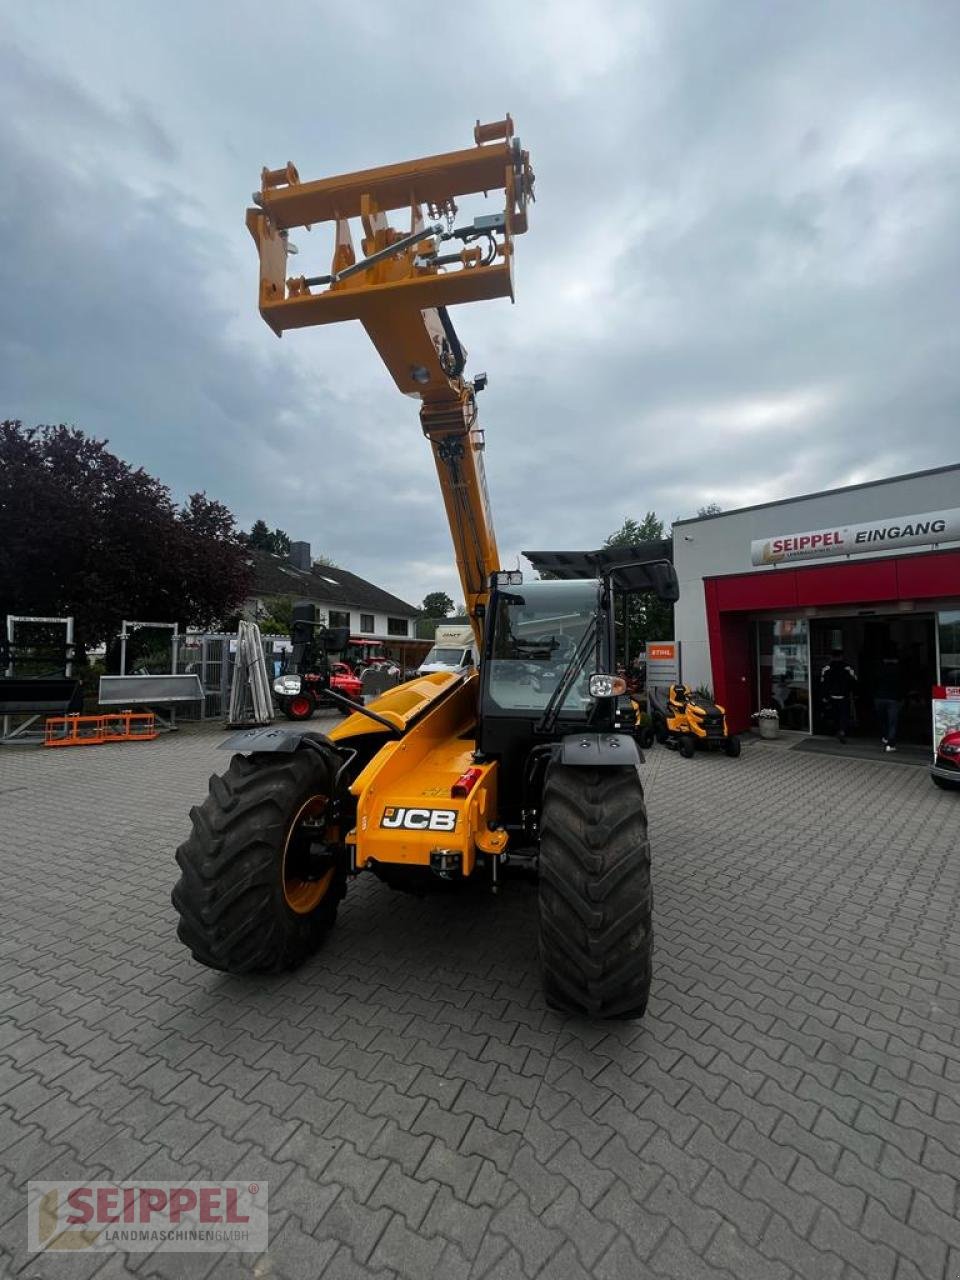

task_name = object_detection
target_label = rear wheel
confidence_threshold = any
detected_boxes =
[172,745,346,972]
[538,764,653,1019]
[637,726,655,751]
[679,735,696,758]
[724,735,742,758]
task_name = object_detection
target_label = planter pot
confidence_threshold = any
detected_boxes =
[758,716,780,740]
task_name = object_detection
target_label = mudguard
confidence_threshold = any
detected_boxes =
[220,726,333,754]
[560,733,642,768]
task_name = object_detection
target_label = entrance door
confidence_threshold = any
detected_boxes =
[756,618,810,731]
[718,613,754,731]
[810,614,936,743]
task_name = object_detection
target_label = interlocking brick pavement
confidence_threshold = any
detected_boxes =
[1,722,959,1279]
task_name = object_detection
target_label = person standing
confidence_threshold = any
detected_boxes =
[873,645,903,752]
[821,650,858,742]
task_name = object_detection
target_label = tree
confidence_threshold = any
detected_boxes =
[603,512,673,656]
[257,595,293,635]
[247,519,272,550]
[0,420,252,655]
[421,591,454,618]
[246,521,291,556]
[604,513,665,546]
[696,502,723,517]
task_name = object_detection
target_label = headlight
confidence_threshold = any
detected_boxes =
[589,673,627,698]
[274,676,301,694]
[941,743,960,756]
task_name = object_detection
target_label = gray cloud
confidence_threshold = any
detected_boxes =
[1,2,958,607]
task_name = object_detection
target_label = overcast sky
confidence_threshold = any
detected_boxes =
[2,2,958,608]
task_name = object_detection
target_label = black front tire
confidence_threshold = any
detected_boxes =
[637,726,655,751]
[933,775,959,791]
[679,735,696,759]
[725,735,742,758]
[172,746,346,973]
[538,764,653,1019]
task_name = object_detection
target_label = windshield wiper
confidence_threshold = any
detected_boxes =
[535,619,597,736]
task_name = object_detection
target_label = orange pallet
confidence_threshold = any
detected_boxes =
[43,712,157,748]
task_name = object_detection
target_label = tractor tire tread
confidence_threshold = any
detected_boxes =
[539,764,652,1019]
[171,748,345,974]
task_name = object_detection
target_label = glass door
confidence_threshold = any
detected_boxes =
[810,614,936,743]
[756,619,810,731]
[939,611,960,685]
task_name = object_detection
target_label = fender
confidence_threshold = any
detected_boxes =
[220,726,335,754]
[560,733,642,768]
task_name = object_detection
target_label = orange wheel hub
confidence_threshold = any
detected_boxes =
[282,795,336,914]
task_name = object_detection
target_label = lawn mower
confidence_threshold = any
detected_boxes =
[649,683,741,758]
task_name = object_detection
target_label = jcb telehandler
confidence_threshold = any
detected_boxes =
[172,118,678,1017]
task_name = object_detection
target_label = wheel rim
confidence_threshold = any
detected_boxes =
[282,795,336,914]
[289,695,312,717]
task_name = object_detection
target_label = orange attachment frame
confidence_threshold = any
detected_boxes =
[245,117,533,398]
[44,712,158,748]
[245,117,534,641]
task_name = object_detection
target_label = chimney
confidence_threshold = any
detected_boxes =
[289,541,311,571]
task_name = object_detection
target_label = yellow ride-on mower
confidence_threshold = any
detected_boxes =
[649,684,741,759]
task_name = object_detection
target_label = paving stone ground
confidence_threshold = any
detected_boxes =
[1,721,959,1279]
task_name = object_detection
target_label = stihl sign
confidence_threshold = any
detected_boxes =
[751,508,960,566]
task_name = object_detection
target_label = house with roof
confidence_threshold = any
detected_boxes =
[244,540,426,666]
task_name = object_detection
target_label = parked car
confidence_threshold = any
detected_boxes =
[931,727,960,790]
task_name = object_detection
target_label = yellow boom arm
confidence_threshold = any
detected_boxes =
[245,117,534,639]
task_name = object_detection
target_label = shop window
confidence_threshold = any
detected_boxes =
[329,610,350,630]
[360,613,375,634]
[756,618,809,731]
[387,617,409,636]
[939,610,960,685]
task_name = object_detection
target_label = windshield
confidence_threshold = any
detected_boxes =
[485,579,601,716]
[422,647,466,665]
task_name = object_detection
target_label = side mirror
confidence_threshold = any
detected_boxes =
[648,563,679,604]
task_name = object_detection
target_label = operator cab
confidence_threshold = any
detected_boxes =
[478,577,614,828]
[480,552,679,832]
[482,578,605,721]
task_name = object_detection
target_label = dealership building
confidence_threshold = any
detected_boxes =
[672,463,960,740]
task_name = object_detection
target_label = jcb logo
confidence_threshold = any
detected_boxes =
[380,807,458,832]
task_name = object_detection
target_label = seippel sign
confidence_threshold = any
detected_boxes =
[751,508,960,567]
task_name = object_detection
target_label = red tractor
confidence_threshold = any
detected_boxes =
[272,609,364,720]
[274,662,363,720]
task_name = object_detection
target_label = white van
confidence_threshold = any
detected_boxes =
[417,624,477,676]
